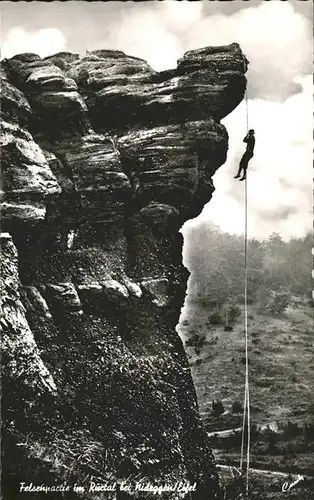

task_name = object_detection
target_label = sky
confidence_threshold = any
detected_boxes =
[1,0,313,241]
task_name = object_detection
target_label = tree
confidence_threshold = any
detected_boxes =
[264,426,279,454]
[184,224,312,309]
[231,400,242,413]
[265,289,290,315]
[212,399,225,417]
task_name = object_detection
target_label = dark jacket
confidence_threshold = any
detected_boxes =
[243,133,255,154]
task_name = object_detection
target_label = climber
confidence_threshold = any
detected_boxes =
[234,129,255,181]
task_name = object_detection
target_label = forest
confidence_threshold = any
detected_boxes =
[184,223,312,312]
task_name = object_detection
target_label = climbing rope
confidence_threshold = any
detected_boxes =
[239,86,251,497]
[245,86,249,133]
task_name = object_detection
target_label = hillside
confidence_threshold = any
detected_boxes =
[178,224,313,498]
[180,299,313,428]
[178,295,314,498]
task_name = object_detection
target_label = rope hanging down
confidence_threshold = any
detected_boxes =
[239,86,251,497]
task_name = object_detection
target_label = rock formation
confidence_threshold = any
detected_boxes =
[1,44,248,499]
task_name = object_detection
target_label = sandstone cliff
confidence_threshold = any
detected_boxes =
[1,44,248,499]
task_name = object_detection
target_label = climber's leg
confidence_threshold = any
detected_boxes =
[239,166,247,181]
[239,157,248,180]
[234,158,245,179]
[240,152,253,180]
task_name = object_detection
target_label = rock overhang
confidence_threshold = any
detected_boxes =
[1,43,248,499]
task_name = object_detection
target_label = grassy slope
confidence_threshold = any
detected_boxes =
[178,300,313,428]
[177,299,314,493]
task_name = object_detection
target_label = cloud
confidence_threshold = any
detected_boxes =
[90,9,183,71]
[89,2,203,71]
[88,1,312,101]
[191,75,312,241]
[1,27,66,59]
[1,2,311,100]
